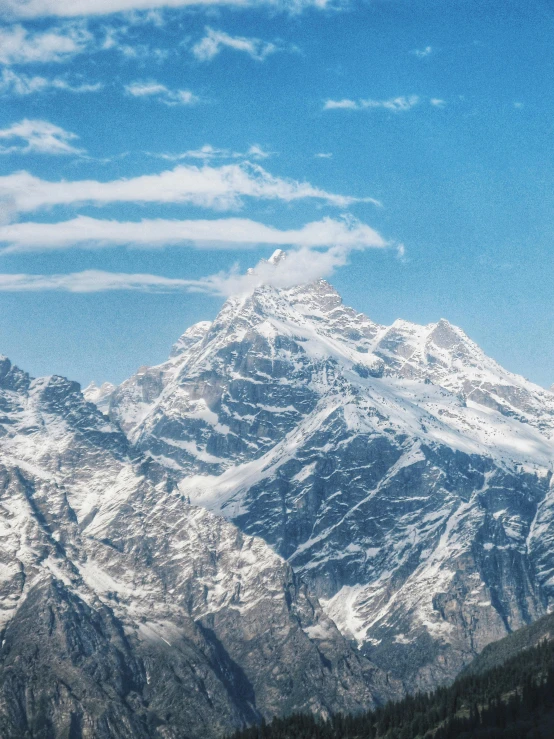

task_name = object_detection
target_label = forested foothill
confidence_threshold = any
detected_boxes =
[229,637,554,739]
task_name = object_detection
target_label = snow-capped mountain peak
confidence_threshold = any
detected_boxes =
[91,275,554,692]
[83,380,118,414]
[267,248,287,265]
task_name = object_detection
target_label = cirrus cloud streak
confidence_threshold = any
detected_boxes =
[0,163,380,214]
[0,215,386,254]
[0,69,103,96]
[124,80,198,105]
[0,269,193,292]
[1,0,333,19]
[324,95,420,112]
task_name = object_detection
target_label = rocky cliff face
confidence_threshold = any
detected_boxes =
[0,356,393,739]
[95,268,554,693]
[462,607,554,676]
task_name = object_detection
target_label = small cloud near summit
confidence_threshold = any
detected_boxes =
[246,144,273,159]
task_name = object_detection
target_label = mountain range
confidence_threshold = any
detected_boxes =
[2,249,554,736]
[0,354,390,738]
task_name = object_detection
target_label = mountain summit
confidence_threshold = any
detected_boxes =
[267,248,287,265]
[89,276,554,693]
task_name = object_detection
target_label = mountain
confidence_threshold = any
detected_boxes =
[93,253,554,693]
[0,355,395,739]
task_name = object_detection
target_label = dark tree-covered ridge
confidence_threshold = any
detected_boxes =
[229,637,554,739]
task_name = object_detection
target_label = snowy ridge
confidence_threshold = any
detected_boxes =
[105,279,554,474]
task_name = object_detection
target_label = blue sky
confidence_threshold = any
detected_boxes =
[1,0,553,388]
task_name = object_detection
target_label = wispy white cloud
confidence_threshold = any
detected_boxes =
[1,0,334,19]
[0,269,198,292]
[0,23,91,64]
[98,16,174,58]
[155,143,273,161]
[430,98,446,108]
[324,95,420,112]
[412,45,432,58]
[0,19,167,65]
[323,99,358,110]
[154,145,233,161]
[189,245,367,296]
[0,215,386,254]
[396,243,407,263]
[0,119,83,155]
[246,144,271,159]
[192,27,281,62]
[125,9,167,25]
[315,152,332,159]
[124,80,198,105]
[0,68,102,96]
[116,41,168,60]
[0,163,379,214]
[0,243,383,295]
[0,199,17,226]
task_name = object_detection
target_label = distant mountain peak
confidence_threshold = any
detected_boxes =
[267,248,287,265]
[83,380,117,411]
